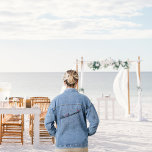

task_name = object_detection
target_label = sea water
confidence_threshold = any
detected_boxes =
[0,72,151,102]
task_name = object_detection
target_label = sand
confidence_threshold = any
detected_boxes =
[0,101,152,152]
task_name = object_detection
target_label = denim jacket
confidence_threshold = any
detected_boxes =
[45,88,99,149]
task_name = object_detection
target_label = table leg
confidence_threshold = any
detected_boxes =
[34,113,40,147]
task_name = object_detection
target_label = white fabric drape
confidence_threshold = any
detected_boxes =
[113,68,128,116]
[113,63,142,121]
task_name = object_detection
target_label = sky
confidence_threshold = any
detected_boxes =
[0,0,152,72]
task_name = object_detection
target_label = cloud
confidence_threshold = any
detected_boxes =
[83,29,152,40]
[0,0,152,40]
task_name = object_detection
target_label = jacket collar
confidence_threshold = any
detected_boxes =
[64,88,78,93]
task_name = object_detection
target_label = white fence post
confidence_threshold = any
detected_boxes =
[105,97,108,120]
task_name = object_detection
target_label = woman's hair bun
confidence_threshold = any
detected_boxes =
[63,70,79,85]
[67,74,75,84]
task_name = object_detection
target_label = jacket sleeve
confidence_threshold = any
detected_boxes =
[44,100,56,136]
[86,102,99,136]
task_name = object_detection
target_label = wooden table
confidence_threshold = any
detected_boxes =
[0,107,41,147]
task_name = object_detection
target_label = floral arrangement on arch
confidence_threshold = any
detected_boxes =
[87,58,129,71]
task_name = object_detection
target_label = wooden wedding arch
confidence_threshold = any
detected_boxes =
[75,56,141,115]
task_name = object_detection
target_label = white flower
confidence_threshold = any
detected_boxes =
[109,58,114,65]
[95,62,100,66]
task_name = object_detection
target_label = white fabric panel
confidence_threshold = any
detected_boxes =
[113,62,142,121]
[113,68,128,116]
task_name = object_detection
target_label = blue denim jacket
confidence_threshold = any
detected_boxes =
[45,88,99,148]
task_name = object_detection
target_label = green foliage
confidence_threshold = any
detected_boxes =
[88,59,129,71]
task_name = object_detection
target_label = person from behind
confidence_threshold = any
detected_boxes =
[45,70,99,152]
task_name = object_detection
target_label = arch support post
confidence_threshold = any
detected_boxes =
[127,61,130,115]
[137,56,142,121]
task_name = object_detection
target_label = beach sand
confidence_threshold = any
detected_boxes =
[0,101,152,152]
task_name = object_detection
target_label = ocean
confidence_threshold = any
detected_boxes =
[0,72,151,102]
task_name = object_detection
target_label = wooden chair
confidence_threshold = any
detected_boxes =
[29,97,55,144]
[9,97,24,107]
[0,97,24,145]
[8,97,24,130]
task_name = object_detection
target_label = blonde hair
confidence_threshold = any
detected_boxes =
[63,70,79,87]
